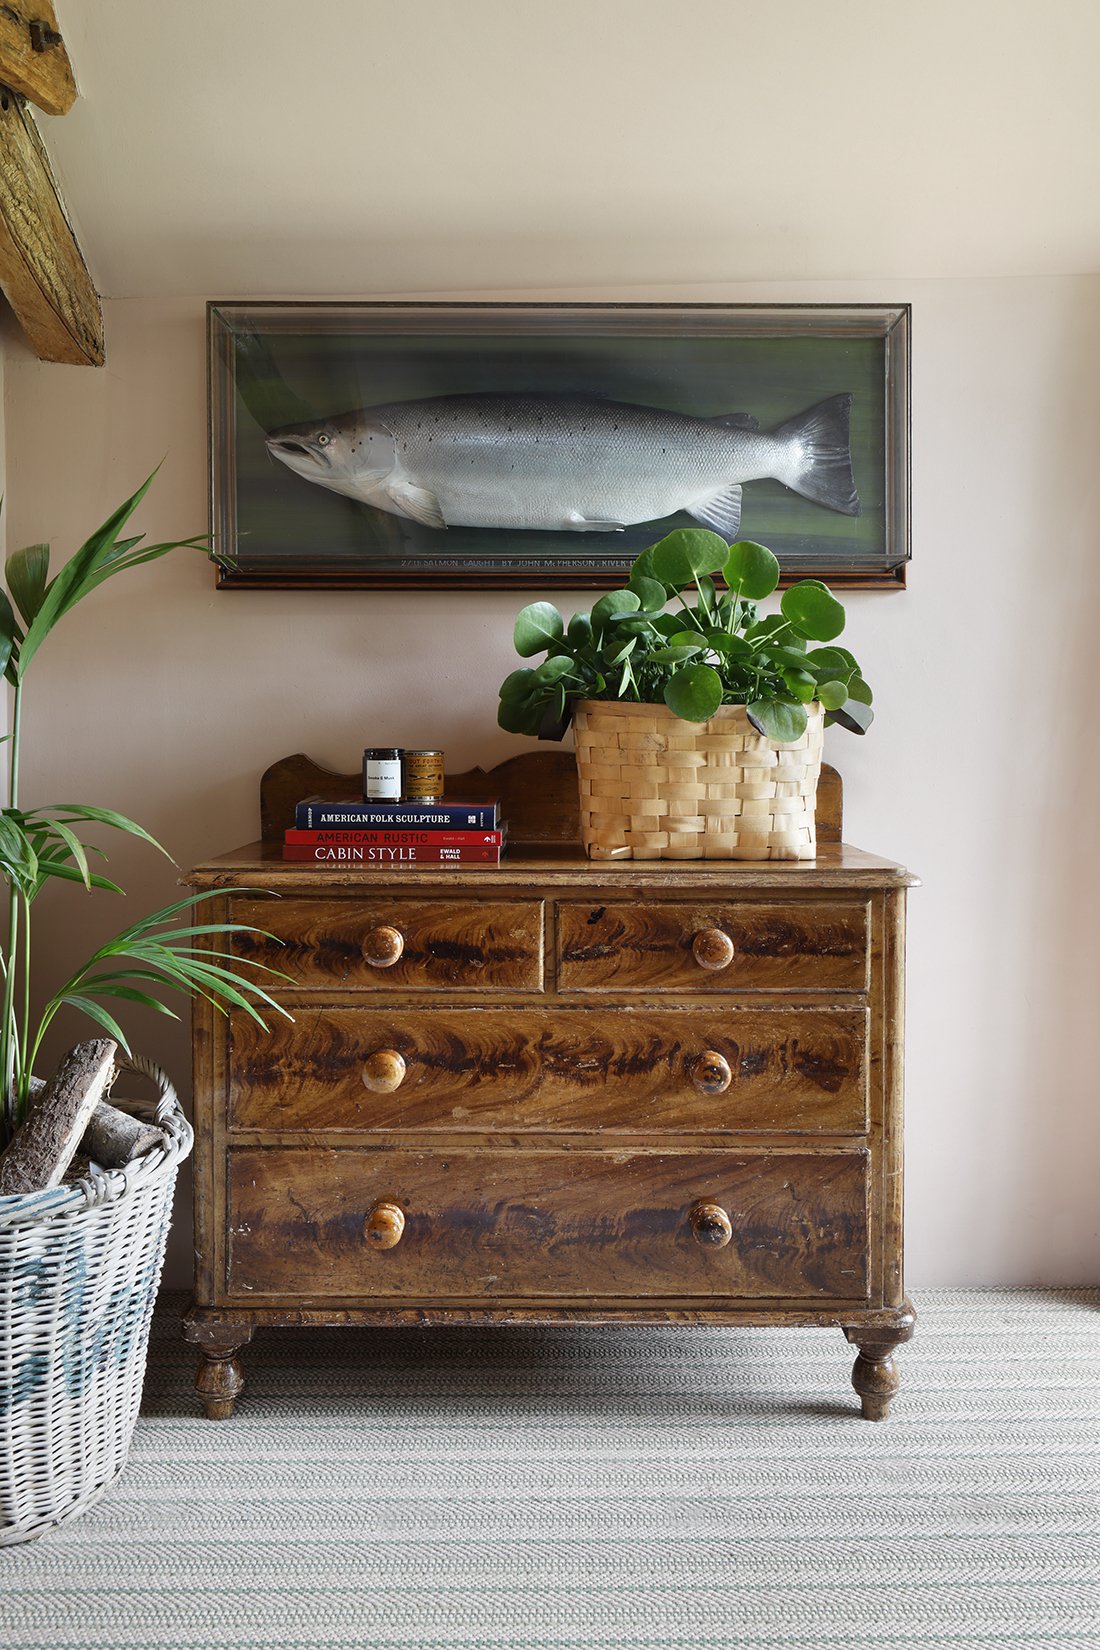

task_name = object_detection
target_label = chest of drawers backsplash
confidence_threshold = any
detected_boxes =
[184,752,916,1421]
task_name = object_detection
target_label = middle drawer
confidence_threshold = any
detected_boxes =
[229,1005,869,1135]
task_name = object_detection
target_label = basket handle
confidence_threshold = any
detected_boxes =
[112,1052,187,1144]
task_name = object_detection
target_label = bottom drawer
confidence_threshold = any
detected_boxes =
[227,1147,870,1302]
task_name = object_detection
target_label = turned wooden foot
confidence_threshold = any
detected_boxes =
[843,1303,915,1422]
[195,1343,250,1420]
[183,1309,254,1420]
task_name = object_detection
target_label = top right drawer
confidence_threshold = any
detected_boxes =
[556,900,870,994]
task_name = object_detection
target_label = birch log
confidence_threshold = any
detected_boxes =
[0,1039,118,1194]
[81,1101,165,1169]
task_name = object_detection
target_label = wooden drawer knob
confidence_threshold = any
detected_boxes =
[692,928,735,971]
[361,1049,407,1093]
[692,1051,732,1095]
[362,925,404,968]
[690,1201,733,1248]
[364,1201,405,1249]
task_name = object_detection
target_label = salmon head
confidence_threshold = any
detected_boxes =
[265,411,396,502]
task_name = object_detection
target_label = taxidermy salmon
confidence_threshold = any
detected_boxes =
[265,391,861,537]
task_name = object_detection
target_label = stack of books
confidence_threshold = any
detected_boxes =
[284,796,506,865]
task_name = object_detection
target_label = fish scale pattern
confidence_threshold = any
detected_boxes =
[1,1288,1098,1650]
[575,699,826,860]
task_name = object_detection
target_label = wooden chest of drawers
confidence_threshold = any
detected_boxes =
[184,752,916,1421]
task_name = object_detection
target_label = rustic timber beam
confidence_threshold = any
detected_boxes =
[0,86,103,365]
[0,1,75,114]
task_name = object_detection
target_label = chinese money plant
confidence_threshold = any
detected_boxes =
[498,529,874,742]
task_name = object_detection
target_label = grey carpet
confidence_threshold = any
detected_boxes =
[1,1289,1098,1650]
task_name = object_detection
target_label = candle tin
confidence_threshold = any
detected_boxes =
[402,749,445,801]
[363,748,403,801]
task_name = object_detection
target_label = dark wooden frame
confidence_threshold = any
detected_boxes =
[209,301,911,592]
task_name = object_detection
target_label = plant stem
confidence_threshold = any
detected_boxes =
[1,673,21,1131]
[17,890,30,1107]
[748,618,795,652]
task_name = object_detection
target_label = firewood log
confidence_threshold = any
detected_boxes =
[0,1039,118,1194]
[80,1100,165,1168]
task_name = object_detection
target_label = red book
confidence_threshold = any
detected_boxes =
[284,828,506,847]
[281,843,504,864]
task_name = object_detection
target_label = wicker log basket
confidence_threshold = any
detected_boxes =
[574,699,826,861]
[0,1055,192,1545]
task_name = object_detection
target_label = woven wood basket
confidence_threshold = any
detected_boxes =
[0,1055,192,1545]
[574,698,826,861]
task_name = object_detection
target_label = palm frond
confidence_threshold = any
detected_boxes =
[56,994,131,1049]
[6,542,50,626]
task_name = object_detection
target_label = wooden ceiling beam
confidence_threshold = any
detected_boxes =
[0,88,103,366]
[0,1,75,115]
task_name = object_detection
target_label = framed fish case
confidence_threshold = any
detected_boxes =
[208,301,910,590]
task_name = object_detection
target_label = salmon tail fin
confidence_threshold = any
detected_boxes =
[774,393,862,517]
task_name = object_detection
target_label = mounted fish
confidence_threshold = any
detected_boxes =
[265,391,861,542]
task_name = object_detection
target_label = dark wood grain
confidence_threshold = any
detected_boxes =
[228,895,544,992]
[557,898,869,993]
[189,750,911,1421]
[226,1146,870,1302]
[228,1004,869,1135]
[259,751,843,845]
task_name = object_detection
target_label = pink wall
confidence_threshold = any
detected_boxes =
[6,278,1100,1285]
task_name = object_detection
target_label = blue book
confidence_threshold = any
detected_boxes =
[295,796,500,831]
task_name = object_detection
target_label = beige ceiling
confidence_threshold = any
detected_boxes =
[42,0,1100,298]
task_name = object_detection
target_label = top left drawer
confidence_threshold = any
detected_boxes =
[227,897,544,992]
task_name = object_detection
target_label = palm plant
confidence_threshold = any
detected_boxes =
[0,472,288,1148]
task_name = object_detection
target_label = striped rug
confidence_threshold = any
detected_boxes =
[2,1289,1098,1650]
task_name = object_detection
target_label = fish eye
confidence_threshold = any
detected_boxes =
[317,433,331,446]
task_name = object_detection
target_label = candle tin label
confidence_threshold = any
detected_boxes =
[402,749,445,801]
[363,748,403,801]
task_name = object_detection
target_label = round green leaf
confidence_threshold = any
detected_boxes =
[648,644,703,663]
[627,573,667,612]
[766,645,818,672]
[514,601,564,657]
[628,545,664,588]
[591,589,640,633]
[567,612,593,645]
[829,699,874,735]
[705,632,751,659]
[499,667,535,703]
[648,529,730,588]
[782,668,817,703]
[498,695,542,735]
[847,675,873,705]
[781,581,846,642]
[817,679,849,711]
[804,646,851,676]
[533,654,577,685]
[724,540,780,600]
[746,698,809,742]
[663,663,724,723]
